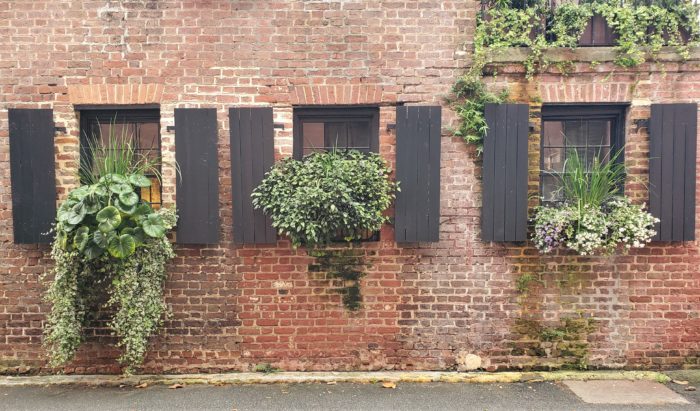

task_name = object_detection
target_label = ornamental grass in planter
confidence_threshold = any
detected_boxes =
[533,148,658,256]
[44,125,177,374]
[252,149,398,248]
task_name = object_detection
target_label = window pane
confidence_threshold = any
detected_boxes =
[302,122,325,155]
[543,147,565,172]
[544,121,565,146]
[542,175,563,202]
[347,120,371,151]
[302,119,372,153]
[137,122,159,150]
[585,120,611,146]
[98,123,136,145]
[324,122,348,149]
[140,177,161,208]
[563,120,588,146]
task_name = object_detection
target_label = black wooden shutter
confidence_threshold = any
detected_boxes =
[175,108,220,244]
[395,106,441,243]
[8,108,56,244]
[649,103,697,241]
[482,103,529,242]
[229,107,276,244]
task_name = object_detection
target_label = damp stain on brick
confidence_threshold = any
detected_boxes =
[511,315,597,371]
[308,248,368,311]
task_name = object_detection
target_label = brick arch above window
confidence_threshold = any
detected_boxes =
[289,85,392,105]
[67,84,164,105]
[538,83,634,103]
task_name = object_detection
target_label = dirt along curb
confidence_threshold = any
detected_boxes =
[0,370,671,388]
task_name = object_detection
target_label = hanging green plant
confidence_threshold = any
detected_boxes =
[451,78,510,155]
[252,149,398,248]
[44,124,177,374]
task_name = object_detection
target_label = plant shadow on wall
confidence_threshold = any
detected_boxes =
[44,123,177,375]
[252,149,398,311]
[453,0,700,155]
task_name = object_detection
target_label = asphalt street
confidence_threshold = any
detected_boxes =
[0,381,697,411]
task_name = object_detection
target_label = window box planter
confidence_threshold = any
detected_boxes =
[533,198,658,256]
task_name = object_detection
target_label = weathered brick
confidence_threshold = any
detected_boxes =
[0,0,698,374]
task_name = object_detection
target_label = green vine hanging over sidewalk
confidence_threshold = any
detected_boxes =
[453,0,700,154]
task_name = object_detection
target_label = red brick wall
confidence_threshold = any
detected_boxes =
[0,0,698,374]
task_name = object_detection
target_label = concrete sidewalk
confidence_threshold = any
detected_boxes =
[0,380,697,411]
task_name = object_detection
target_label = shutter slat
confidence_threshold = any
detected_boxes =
[504,105,518,240]
[175,108,219,244]
[649,105,663,240]
[515,105,529,241]
[650,103,697,241]
[230,107,276,244]
[395,106,441,243]
[482,105,496,242]
[482,103,529,242]
[428,106,441,242]
[683,105,698,240]
[660,105,675,240]
[416,107,430,240]
[9,108,56,244]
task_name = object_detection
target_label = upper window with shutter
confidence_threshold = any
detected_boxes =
[540,105,627,202]
[79,107,162,207]
[293,106,379,159]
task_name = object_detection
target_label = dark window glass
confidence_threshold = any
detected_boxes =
[540,105,626,203]
[293,106,379,159]
[79,108,162,207]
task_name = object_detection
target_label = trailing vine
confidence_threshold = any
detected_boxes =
[452,78,510,155]
[106,229,176,371]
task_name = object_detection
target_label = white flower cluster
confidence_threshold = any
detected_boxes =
[532,197,659,256]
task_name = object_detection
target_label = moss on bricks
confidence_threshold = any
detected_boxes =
[308,248,367,311]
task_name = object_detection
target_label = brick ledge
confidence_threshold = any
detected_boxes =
[488,46,700,64]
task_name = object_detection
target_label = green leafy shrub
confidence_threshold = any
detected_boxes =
[44,126,177,374]
[252,150,397,247]
[532,148,658,255]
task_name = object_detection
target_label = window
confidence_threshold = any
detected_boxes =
[293,106,379,159]
[79,107,162,207]
[540,104,627,202]
[293,106,381,241]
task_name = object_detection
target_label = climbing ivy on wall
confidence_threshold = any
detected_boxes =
[454,0,700,153]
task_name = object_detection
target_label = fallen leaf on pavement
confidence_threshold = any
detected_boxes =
[672,380,689,385]
[168,383,184,389]
[685,386,697,392]
[135,382,148,389]
[326,381,337,385]
[382,382,397,389]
